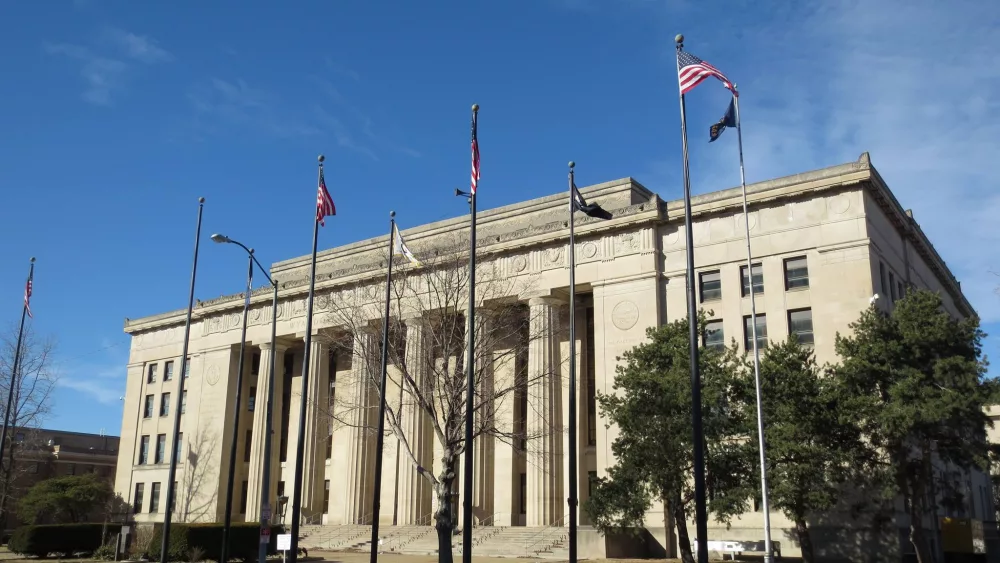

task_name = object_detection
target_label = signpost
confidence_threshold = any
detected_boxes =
[277,533,292,563]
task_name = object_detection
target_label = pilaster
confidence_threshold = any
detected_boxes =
[245,342,288,522]
[397,317,433,524]
[526,297,564,526]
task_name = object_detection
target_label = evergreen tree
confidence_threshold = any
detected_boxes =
[832,289,990,563]
[584,315,751,563]
[737,337,858,563]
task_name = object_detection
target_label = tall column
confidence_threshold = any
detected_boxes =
[345,332,376,523]
[474,312,495,524]
[297,339,327,519]
[246,342,288,522]
[397,317,434,524]
[526,297,564,527]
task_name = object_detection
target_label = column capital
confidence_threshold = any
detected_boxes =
[258,341,290,354]
[528,295,565,308]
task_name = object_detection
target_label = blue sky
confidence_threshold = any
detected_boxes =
[1,0,997,435]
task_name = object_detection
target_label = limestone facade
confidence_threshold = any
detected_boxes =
[114,153,984,556]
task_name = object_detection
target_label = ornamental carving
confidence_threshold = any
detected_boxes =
[545,247,563,265]
[611,300,640,331]
[512,255,528,273]
[581,241,598,259]
[614,233,639,255]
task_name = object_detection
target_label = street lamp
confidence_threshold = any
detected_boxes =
[212,234,279,563]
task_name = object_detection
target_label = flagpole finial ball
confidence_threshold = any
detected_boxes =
[675,34,684,44]
[318,154,325,163]
[30,257,35,263]
[568,161,575,169]
[472,103,479,112]
[390,210,396,218]
[198,197,205,204]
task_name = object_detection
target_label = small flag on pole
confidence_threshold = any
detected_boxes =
[393,224,421,266]
[678,50,736,96]
[709,97,737,142]
[470,110,480,195]
[316,165,336,226]
[24,272,33,319]
[572,182,613,220]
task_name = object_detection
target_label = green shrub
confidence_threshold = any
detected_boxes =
[146,523,285,562]
[93,540,118,560]
[8,523,105,557]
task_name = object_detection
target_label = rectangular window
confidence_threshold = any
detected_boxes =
[67,463,76,476]
[144,395,154,418]
[740,263,764,296]
[898,281,905,300]
[240,481,248,514]
[175,433,183,464]
[519,473,527,515]
[155,434,166,464]
[323,480,330,514]
[588,471,598,499]
[699,271,722,302]
[889,272,897,302]
[183,358,190,378]
[277,481,285,498]
[133,483,144,513]
[325,434,332,460]
[164,361,174,382]
[704,320,725,351]
[181,391,187,415]
[138,435,150,465]
[743,314,768,352]
[147,364,158,383]
[789,309,814,345]
[784,256,809,290]
[150,482,161,513]
[248,386,256,412]
[244,429,253,463]
[880,262,888,297]
[160,393,171,417]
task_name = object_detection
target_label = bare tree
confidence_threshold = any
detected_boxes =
[319,236,558,563]
[0,325,57,528]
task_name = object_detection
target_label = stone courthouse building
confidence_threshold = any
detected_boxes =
[114,153,991,559]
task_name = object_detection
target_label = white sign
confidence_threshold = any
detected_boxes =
[277,534,292,552]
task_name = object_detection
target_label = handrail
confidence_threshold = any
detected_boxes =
[522,515,568,556]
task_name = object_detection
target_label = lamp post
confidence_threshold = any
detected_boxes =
[211,233,279,563]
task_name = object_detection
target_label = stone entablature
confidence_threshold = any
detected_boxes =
[122,153,972,342]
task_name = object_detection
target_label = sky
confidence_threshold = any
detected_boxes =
[0,0,998,435]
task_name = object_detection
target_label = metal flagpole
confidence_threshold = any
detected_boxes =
[0,258,35,469]
[674,34,709,563]
[161,197,206,563]
[289,155,326,563]
[221,251,255,563]
[733,92,774,563]
[370,212,398,563]
[461,103,479,563]
[567,162,579,563]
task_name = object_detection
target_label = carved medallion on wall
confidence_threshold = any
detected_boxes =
[611,300,640,331]
[581,242,598,259]
[828,194,851,215]
[614,233,640,255]
[546,247,563,265]
[206,364,221,386]
[737,211,758,232]
[512,255,528,273]
[250,307,263,323]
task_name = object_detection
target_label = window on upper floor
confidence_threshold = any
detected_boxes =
[147,364,158,384]
[160,393,170,417]
[154,434,166,464]
[133,483,144,513]
[788,308,814,346]
[150,483,161,513]
[784,256,809,290]
[704,320,725,351]
[889,272,897,302]
[743,314,768,352]
[183,359,190,378]
[138,435,150,465]
[164,361,174,382]
[144,395,154,418]
[740,264,764,297]
[699,271,722,302]
[181,391,187,415]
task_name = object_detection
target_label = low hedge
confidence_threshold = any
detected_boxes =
[8,523,105,557]
[146,522,285,562]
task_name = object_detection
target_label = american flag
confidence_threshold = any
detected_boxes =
[677,50,736,96]
[316,165,336,226]
[470,110,480,194]
[24,272,33,319]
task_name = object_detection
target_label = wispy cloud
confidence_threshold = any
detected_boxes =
[44,27,172,105]
[315,106,379,160]
[54,338,128,405]
[313,76,422,159]
[101,26,173,64]
[185,77,320,139]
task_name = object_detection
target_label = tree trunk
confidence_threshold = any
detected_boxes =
[434,455,457,563]
[908,501,933,563]
[670,493,695,563]
[795,518,815,563]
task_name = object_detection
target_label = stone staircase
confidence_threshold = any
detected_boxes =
[301,524,570,559]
